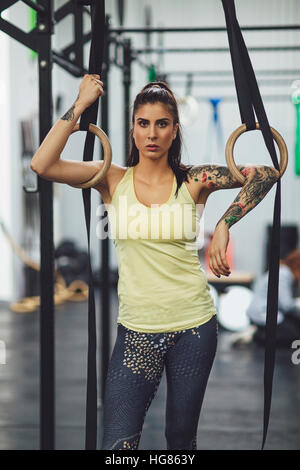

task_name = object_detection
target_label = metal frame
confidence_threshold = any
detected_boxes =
[133,45,300,54]
[99,15,111,404]
[195,94,290,102]
[1,0,55,450]
[157,68,300,77]
[1,0,298,450]
[0,0,110,450]
[167,78,297,87]
[109,24,300,33]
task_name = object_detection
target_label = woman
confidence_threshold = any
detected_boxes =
[31,74,280,450]
[247,249,300,347]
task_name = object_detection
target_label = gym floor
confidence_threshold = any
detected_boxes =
[0,289,299,450]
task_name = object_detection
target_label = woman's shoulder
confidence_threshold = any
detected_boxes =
[93,162,128,203]
[108,164,133,203]
[108,163,129,192]
[109,162,128,177]
[179,163,195,184]
[179,164,209,205]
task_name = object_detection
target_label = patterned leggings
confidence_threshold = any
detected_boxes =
[101,314,218,450]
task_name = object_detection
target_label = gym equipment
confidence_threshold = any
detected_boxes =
[72,0,106,450]
[176,95,199,127]
[1,0,107,450]
[0,219,89,312]
[291,80,300,176]
[69,123,112,189]
[203,97,224,163]
[221,0,288,449]
[225,123,288,184]
[218,286,252,332]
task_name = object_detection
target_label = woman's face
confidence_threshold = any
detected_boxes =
[132,102,178,161]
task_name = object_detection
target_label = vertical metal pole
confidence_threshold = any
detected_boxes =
[73,1,83,68]
[117,0,124,26]
[100,14,111,404]
[123,38,132,163]
[37,0,55,450]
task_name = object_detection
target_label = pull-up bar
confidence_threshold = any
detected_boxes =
[165,68,300,77]
[195,94,289,102]
[134,45,300,54]
[170,78,295,87]
[110,24,300,34]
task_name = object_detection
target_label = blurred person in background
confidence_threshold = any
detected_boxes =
[246,249,300,347]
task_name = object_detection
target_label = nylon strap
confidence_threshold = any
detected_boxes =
[76,0,105,450]
[221,0,281,450]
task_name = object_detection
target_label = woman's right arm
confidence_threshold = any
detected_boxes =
[30,74,106,188]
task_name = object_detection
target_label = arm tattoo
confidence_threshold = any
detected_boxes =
[188,164,245,190]
[61,104,75,121]
[216,166,279,229]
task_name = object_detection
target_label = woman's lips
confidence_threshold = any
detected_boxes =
[146,145,159,151]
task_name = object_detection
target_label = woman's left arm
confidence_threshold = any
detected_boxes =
[215,165,280,230]
[190,164,280,277]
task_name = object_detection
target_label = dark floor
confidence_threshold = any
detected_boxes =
[0,288,299,450]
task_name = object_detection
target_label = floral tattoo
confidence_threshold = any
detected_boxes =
[188,164,279,229]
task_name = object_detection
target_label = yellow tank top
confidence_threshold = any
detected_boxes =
[106,166,217,333]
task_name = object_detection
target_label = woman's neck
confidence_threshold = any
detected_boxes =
[134,160,173,185]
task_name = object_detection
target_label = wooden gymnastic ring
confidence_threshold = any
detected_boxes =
[69,123,112,189]
[225,122,288,184]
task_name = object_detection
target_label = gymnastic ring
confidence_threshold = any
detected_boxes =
[69,123,112,189]
[225,122,288,184]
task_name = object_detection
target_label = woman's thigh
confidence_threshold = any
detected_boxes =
[164,315,218,449]
[101,324,166,450]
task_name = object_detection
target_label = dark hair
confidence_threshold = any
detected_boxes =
[126,81,192,198]
[280,248,300,280]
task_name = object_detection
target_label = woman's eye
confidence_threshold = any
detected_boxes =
[138,121,168,127]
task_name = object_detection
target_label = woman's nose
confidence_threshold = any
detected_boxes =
[148,126,157,139]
